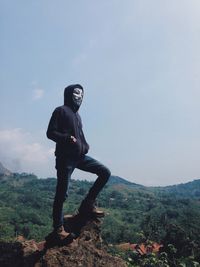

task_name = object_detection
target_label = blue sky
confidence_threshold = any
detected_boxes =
[1,0,200,186]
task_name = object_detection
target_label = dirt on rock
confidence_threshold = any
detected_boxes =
[0,219,127,267]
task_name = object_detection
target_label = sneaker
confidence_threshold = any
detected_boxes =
[90,206,105,217]
[54,225,70,240]
[63,213,78,222]
[78,199,105,218]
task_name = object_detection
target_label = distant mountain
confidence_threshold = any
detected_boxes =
[108,175,200,199]
[0,162,12,177]
[153,179,200,198]
[108,175,143,187]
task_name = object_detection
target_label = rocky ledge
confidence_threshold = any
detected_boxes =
[0,219,127,267]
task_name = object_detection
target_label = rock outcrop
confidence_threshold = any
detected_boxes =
[0,219,127,267]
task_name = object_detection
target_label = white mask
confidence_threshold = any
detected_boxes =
[72,88,83,106]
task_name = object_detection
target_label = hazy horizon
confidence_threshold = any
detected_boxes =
[0,159,199,188]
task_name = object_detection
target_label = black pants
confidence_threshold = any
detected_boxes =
[53,154,111,229]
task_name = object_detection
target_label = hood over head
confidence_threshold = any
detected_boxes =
[64,84,84,112]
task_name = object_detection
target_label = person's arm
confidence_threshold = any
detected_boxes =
[46,108,71,143]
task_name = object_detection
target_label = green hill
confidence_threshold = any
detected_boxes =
[0,170,199,243]
[152,179,200,198]
[107,175,143,187]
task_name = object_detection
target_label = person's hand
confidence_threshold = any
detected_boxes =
[70,136,77,143]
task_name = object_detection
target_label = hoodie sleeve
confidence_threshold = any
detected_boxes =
[46,108,71,143]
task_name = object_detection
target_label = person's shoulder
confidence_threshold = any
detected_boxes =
[50,106,64,116]
[53,105,67,112]
[61,105,72,112]
[54,105,73,116]
[51,105,59,112]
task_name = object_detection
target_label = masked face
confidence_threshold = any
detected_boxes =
[72,88,84,106]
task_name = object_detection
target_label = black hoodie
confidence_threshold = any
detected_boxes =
[46,84,89,158]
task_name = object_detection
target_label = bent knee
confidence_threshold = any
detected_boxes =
[106,167,111,178]
[99,166,111,179]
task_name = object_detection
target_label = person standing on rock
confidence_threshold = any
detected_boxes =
[46,84,111,240]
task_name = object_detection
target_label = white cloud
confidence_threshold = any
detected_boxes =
[0,128,54,177]
[32,88,44,100]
